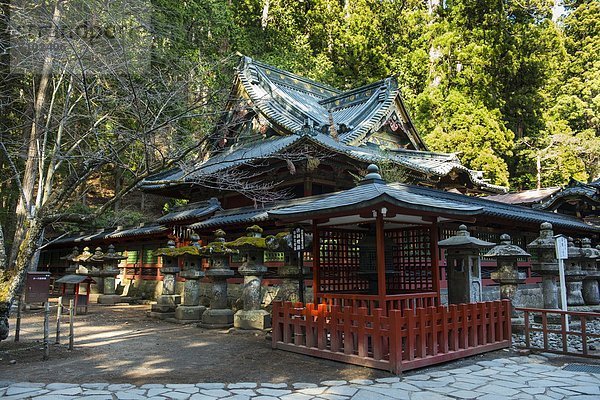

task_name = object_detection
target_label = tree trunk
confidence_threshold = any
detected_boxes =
[536,152,542,190]
[1,219,44,340]
[261,0,270,30]
[8,1,62,270]
[0,224,6,270]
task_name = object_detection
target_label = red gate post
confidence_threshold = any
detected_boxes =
[305,303,315,348]
[460,303,469,349]
[389,309,403,375]
[440,305,449,353]
[317,303,327,350]
[357,307,367,358]
[429,306,438,356]
[272,302,281,347]
[450,304,459,351]
[406,307,415,361]
[330,305,341,353]
[312,223,320,302]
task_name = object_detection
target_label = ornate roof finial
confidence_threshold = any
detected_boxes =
[359,164,385,185]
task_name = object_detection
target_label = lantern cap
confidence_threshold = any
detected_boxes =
[226,225,278,250]
[527,222,556,250]
[485,233,530,258]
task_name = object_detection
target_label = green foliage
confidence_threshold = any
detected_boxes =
[163,199,189,214]
[418,90,513,186]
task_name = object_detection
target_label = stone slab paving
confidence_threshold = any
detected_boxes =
[1,356,599,400]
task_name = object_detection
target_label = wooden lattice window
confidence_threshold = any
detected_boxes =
[126,250,139,264]
[386,227,433,293]
[319,230,368,293]
[265,251,285,262]
[143,249,158,264]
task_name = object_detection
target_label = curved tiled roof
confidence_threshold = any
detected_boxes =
[141,132,504,193]
[141,56,506,194]
[237,57,422,148]
[268,169,597,233]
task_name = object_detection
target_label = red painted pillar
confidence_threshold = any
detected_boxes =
[312,222,320,304]
[74,283,79,315]
[430,220,441,305]
[376,211,387,310]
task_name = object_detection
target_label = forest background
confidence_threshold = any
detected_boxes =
[0,0,598,257]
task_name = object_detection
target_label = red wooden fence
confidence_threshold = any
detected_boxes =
[272,300,512,374]
[515,307,600,359]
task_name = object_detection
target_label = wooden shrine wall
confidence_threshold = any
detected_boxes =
[386,227,433,293]
[317,227,434,294]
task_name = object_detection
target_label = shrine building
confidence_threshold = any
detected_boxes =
[41,55,598,299]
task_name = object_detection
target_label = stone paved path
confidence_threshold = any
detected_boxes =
[1,356,599,399]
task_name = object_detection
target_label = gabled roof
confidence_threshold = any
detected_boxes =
[237,56,425,148]
[535,179,600,212]
[141,132,504,193]
[141,56,506,195]
[399,184,596,232]
[269,166,598,233]
[269,166,482,221]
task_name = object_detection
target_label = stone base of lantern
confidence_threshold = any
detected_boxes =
[234,309,271,330]
[198,308,234,329]
[175,305,206,322]
[150,294,181,313]
[97,294,123,305]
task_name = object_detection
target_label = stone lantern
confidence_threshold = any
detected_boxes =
[61,247,80,274]
[199,229,238,329]
[581,238,600,306]
[276,231,313,303]
[438,225,495,304]
[566,237,586,307]
[97,244,126,305]
[74,247,94,275]
[527,223,560,310]
[227,225,279,330]
[175,234,206,322]
[83,247,107,297]
[486,234,529,321]
[150,240,181,318]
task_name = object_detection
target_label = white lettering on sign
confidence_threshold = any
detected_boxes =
[554,235,568,260]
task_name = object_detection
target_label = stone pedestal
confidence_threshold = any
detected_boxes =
[175,242,206,323]
[566,238,585,307]
[235,254,269,330]
[200,270,234,328]
[199,230,236,329]
[151,265,181,318]
[581,239,600,305]
[276,230,312,303]
[487,234,529,329]
[79,247,105,299]
[228,226,278,330]
[278,264,301,303]
[527,223,562,324]
[149,241,181,319]
[97,244,127,305]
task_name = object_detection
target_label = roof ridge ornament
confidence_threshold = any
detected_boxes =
[359,164,386,185]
